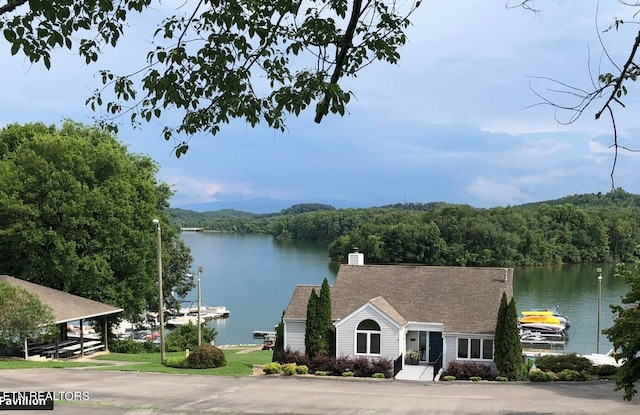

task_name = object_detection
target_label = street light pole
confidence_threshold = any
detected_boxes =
[197,266,203,347]
[596,267,602,354]
[153,219,166,363]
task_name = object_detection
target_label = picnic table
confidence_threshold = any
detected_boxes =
[45,340,102,358]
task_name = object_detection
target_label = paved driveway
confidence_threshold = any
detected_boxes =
[1,369,638,414]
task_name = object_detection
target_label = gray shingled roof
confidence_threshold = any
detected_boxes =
[368,296,408,326]
[0,275,123,324]
[283,285,321,320]
[285,265,513,335]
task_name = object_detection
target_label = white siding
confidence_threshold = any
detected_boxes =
[336,306,401,360]
[443,333,497,374]
[443,334,457,370]
[284,320,306,354]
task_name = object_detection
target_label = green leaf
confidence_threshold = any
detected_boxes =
[3,29,15,42]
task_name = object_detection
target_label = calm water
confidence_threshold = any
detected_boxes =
[181,233,628,353]
[180,232,338,345]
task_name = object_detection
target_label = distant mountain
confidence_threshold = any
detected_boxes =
[172,198,371,214]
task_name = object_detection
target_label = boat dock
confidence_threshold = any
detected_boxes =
[253,330,276,340]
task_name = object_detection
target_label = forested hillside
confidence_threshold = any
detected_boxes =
[169,189,640,267]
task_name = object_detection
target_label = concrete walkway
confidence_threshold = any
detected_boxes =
[395,363,435,381]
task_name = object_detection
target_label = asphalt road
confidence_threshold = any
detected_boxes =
[1,368,638,415]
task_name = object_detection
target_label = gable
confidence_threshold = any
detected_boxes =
[334,297,405,329]
[0,275,123,324]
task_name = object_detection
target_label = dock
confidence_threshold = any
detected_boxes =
[253,330,276,340]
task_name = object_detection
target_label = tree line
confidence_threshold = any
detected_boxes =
[170,189,640,267]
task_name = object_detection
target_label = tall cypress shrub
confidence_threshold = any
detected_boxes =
[493,292,508,374]
[503,297,523,380]
[317,278,333,356]
[272,310,285,362]
[305,288,320,358]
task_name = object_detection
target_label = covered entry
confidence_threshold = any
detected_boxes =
[406,329,443,364]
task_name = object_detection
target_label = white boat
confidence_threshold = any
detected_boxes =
[171,302,230,321]
[165,315,206,327]
[582,349,623,367]
[519,322,566,334]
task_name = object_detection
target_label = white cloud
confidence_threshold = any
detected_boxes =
[466,177,532,206]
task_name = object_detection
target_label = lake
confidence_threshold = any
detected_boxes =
[180,232,628,354]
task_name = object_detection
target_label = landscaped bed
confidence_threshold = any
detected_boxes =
[91,348,273,376]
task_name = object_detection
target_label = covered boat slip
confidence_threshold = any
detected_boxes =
[0,275,123,359]
[519,307,570,352]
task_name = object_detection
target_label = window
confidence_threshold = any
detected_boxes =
[457,337,493,360]
[356,319,381,355]
[457,338,468,359]
[482,339,494,360]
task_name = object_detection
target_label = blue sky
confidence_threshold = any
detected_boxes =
[2,1,640,211]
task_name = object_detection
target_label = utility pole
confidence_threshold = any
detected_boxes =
[197,266,203,346]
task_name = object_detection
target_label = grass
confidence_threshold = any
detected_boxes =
[91,348,273,375]
[0,358,107,369]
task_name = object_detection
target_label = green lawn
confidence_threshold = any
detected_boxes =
[91,348,273,375]
[0,359,107,369]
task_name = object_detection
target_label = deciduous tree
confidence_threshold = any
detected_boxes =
[1,0,421,155]
[0,280,55,359]
[0,121,192,320]
[603,261,640,401]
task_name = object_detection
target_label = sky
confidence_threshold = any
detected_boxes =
[2,1,640,211]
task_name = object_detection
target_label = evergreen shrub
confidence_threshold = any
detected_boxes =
[314,371,328,376]
[442,375,456,381]
[578,371,593,381]
[186,344,226,369]
[283,363,297,376]
[528,369,555,382]
[557,369,581,381]
[590,364,618,377]
[142,341,160,353]
[163,357,189,368]
[110,339,160,354]
[296,365,309,375]
[534,354,592,373]
[372,373,386,379]
[165,322,216,353]
[342,371,354,377]
[263,362,282,374]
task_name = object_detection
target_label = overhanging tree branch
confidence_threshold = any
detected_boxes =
[0,0,28,16]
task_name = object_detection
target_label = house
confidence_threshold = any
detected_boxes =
[282,251,513,378]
